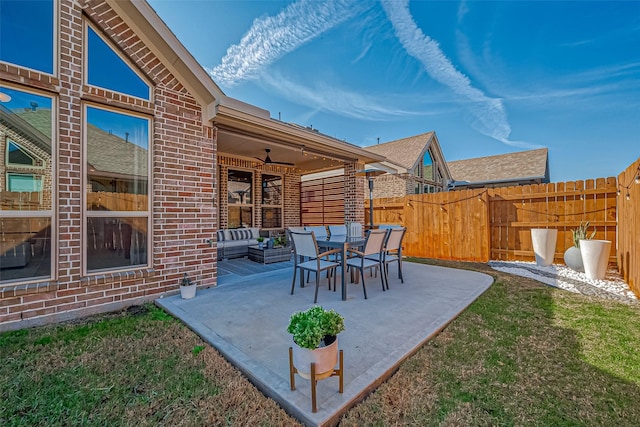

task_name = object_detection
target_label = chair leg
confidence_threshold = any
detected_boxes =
[361,268,368,299]
[332,267,337,291]
[290,267,297,295]
[398,259,404,283]
[379,264,386,291]
[314,271,320,303]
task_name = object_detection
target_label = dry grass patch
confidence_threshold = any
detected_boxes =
[340,258,640,426]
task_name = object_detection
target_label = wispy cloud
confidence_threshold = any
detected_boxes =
[210,0,372,87]
[260,72,443,121]
[380,0,538,149]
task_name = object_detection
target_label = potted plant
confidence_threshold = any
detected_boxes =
[564,221,596,272]
[256,236,265,249]
[287,306,345,379]
[179,273,197,299]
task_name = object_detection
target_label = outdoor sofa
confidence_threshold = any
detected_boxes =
[216,228,260,260]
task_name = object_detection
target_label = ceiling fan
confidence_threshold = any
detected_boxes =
[255,148,294,166]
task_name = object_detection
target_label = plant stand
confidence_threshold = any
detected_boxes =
[289,346,344,413]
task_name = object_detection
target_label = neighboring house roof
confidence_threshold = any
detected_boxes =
[362,131,453,182]
[364,132,435,170]
[14,108,147,179]
[447,148,549,185]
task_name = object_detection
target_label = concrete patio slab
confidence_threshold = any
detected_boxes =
[157,261,493,426]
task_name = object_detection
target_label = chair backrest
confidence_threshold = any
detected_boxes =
[328,225,347,236]
[349,222,363,237]
[362,229,387,256]
[385,227,406,252]
[305,225,327,239]
[290,231,318,259]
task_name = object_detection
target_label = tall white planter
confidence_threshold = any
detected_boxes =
[580,240,611,280]
[531,228,558,266]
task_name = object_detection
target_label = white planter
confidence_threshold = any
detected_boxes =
[180,283,197,299]
[531,228,557,266]
[563,246,584,272]
[292,338,338,380]
[580,240,611,280]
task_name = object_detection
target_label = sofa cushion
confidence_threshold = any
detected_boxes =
[230,229,252,240]
[216,230,225,242]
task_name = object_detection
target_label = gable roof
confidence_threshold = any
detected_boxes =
[364,132,434,170]
[447,148,549,184]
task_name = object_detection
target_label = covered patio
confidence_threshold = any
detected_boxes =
[157,259,492,426]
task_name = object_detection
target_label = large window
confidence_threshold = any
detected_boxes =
[227,170,253,228]
[423,150,434,181]
[0,0,54,74]
[85,105,149,272]
[1,86,54,284]
[86,25,151,100]
[261,174,282,229]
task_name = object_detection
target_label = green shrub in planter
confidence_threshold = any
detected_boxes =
[287,306,345,350]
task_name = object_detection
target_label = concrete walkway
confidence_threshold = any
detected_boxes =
[157,261,493,426]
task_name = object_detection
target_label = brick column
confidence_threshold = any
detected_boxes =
[344,161,364,225]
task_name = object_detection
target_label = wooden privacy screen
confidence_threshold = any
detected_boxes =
[363,178,618,264]
[300,175,345,226]
[617,158,640,296]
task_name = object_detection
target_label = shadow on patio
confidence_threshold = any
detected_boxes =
[157,259,493,427]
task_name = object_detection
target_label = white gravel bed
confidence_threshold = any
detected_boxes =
[488,260,637,301]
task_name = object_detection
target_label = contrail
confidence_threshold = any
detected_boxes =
[381,0,537,148]
[211,0,371,87]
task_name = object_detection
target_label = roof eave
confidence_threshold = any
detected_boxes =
[215,102,386,165]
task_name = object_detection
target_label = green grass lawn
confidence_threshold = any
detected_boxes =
[2,259,639,426]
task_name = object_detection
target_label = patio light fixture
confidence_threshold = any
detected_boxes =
[356,167,386,228]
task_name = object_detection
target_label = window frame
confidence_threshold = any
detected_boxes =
[0,0,57,76]
[260,172,283,229]
[82,102,152,275]
[0,84,56,286]
[84,21,152,102]
[226,168,254,228]
[6,139,46,169]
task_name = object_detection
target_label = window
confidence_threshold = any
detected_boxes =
[1,86,54,284]
[423,150,434,181]
[261,174,282,229]
[85,105,150,272]
[7,140,44,167]
[0,0,54,74]
[86,25,151,100]
[227,170,253,228]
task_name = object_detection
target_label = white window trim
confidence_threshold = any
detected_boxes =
[82,102,152,275]
[83,20,153,102]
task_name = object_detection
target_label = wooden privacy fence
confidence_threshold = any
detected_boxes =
[617,158,640,296]
[365,178,618,264]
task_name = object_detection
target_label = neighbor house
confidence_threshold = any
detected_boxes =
[0,0,384,331]
[447,148,549,190]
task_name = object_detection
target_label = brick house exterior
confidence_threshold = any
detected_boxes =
[0,0,381,332]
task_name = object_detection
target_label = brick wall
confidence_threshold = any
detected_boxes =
[373,174,410,198]
[217,154,300,230]
[0,0,216,332]
[344,162,365,225]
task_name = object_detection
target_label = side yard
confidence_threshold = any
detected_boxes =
[2,259,639,426]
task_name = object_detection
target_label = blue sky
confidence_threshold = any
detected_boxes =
[148,0,640,182]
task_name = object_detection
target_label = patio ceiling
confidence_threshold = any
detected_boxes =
[214,96,385,174]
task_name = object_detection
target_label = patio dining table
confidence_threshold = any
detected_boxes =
[317,235,366,301]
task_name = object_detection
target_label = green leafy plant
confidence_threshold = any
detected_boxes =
[287,306,345,350]
[256,237,264,243]
[571,221,596,248]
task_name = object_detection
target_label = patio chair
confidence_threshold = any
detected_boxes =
[289,230,341,303]
[345,229,387,299]
[379,226,406,289]
[328,225,346,236]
